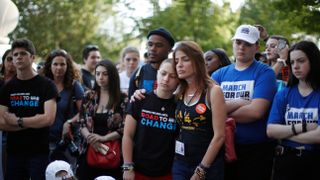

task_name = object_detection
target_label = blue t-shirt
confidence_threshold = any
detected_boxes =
[49,81,84,142]
[212,61,277,144]
[268,86,320,150]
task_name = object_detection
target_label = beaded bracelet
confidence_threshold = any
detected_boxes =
[195,166,206,180]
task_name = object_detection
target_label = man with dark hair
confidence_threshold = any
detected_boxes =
[0,38,58,180]
[81,44,101,90]
[128,27,175,97]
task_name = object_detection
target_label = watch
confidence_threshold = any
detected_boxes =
[17,117,24,128]
[277,58,287,66]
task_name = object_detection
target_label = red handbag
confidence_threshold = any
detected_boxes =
[225,117,237,162]
[86,140,121,169]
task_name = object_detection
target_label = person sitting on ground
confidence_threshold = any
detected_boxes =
[46,160,77,180]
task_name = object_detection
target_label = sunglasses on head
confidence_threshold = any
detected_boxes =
[49,49,68,59]
[84,44,99,50]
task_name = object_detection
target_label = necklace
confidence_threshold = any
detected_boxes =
[182,89,198,120]
[185,89,198,106]
[155,89,171,112]
[160,99,171,112]
[187,89,198,97]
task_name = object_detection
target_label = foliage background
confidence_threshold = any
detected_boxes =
[9,0,320,63]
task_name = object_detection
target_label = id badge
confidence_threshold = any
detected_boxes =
[175,140,185,156]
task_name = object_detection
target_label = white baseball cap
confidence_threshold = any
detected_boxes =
[95,176,115,180]
[231,24,260,44]
[45,160,74,180]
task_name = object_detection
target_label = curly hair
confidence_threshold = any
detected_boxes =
[43,49,80,90]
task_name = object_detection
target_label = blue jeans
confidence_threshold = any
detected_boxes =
[6,153,48,180]
[172,156,224,180]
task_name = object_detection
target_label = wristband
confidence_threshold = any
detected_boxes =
[277,58,287,66]
[17,117,24,128]
[291,123,297,135]
[122,163,134,171]
[198,163,209,172]
[302,120,307,132]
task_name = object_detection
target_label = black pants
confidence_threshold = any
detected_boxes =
[273,146,320,180]
[225,141,275,180]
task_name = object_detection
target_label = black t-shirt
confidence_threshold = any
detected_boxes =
[0,75,58,155]
[128,63,158,98]
[127,92,178,176]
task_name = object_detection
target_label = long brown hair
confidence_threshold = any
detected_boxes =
[173,41,214,98]
[93,60,121,109]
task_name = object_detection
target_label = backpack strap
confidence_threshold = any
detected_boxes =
[134,66,142,88]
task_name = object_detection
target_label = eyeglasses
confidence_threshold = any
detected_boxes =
[12,51,31,57]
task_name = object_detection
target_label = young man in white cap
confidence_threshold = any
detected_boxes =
[94,176,115,180]
[212,24,277,180]
[46,160,76,180]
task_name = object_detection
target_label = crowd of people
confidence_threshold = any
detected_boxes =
[0,24,319,180]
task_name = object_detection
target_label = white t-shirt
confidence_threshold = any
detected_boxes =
[119,71,130,94]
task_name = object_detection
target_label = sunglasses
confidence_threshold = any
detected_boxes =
[49,49,68,57]
[84,44,99,50]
